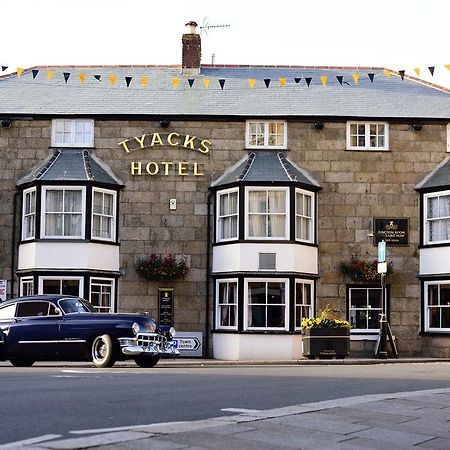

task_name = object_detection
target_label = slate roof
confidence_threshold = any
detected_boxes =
[17,149,123,187]
[415,156,450,191]
[210,151,321,189]
[0,65,449,119]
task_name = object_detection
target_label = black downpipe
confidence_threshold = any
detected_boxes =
[205,192,212,358]
[10,191,19,299]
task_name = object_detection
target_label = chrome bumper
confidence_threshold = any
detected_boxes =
[118,333,180,357]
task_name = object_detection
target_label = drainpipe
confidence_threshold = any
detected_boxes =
[10,191,19,298]
[205,191,212,358]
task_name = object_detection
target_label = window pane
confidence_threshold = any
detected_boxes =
[248,282,266,304]
[46,190,63,212]
[428,285,439,305]
[268,191,285,213]
[42,279,61,294]
[429,307,440,327]
[62,279,80,296]
[350,289,367,308]
[65,191,82,212]
[248,215,266,237]
[442,308,450,328]
[267,305,284,327]
[249,191,267,213]
[268,215,285,237]
[368,289,382,308]
[249,305,266,327]
[268,282,284,304]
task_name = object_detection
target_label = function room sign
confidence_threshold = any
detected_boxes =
[374,218,409,246]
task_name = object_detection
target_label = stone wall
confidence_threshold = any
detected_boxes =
[0,118,448,356]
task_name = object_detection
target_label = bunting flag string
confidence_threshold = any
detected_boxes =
[1,64,449,91]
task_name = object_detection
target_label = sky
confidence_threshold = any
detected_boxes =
[2,0,450,88]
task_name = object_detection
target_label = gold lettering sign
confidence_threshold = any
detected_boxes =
[130,161,204,177]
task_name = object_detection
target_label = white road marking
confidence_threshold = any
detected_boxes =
[0,434,61,449]
[70,424,152,435]
[220,408,261,413]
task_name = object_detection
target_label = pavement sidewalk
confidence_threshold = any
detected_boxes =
[6,387,450,450]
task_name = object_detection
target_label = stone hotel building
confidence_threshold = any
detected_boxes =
[1,22,450,359]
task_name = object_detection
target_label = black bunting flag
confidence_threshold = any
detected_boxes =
[125,76,132,87]
[305,77,312,87]
[294,77,302,84]
[428,66,435,76]
[336,75,343,85]
[63,73,71,83]
[187,78,195,88]
[32,69,39,79]
[368,73,375,83]
[94,75,102,81]
[399,70,405,80]
[218,79,226,90]
[1,66,8,72]
[264,78,271,88]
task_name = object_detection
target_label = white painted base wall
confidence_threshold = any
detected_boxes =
[213,333,303,360]
[420,247,450,275]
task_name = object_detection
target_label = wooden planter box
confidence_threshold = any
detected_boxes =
[301,327,350,359]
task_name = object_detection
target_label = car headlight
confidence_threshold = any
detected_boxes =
[169,327,176,338]
[132,322,140,335]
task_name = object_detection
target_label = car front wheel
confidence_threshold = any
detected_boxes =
[10,359,35,367]
[92,334,116,368]
[134,355,160,368]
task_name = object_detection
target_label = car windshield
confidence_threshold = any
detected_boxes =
[58,298,95,314]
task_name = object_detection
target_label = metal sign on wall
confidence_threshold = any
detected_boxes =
[374,218,409,246]
[158,288,174,326]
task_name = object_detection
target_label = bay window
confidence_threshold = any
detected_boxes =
[247,188,287,239]
[425,282,450,331]
[246,279,288,330]
[92,188,116,241]
[295,280,313,329]
[90,278,114,313]
[296,189,314,242]
[424,191,450,244]
[217,189,238,241]
[22,188,36,240]
[42,187,85,238]
[216,279,238,329]
[40,277,83,297]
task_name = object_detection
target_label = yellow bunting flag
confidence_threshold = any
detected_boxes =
[172,78,179,89]
[108,75,117,85]
[279,78,286,87]
[203,78,210,89]
[17,68,24,77]
[47,70,54,79]
[413,67,421,76]
[79,74,87,83]
[445,64,450,71]
[384,69,392,77]
[352,73,360,84]
[320,76,328,86]
[248,79,256,89]
[140,76,149,87]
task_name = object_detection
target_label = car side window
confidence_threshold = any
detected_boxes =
[0,304,16,320]
[16,301,51,318]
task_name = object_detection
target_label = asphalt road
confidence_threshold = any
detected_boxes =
[1,362,450,446]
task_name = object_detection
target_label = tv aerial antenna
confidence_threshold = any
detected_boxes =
[199,18,230,64]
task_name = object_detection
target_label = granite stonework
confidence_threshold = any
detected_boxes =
[0,119,448,356]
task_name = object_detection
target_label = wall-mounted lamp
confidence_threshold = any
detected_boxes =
[313,122,324,130]
[0,118,13,128]
[412,124,423,132]
[160,119,171,128]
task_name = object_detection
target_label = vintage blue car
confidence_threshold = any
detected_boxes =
[0,295,179,368]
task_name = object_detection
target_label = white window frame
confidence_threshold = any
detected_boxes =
[245,187,289,240]
[348,286,385,333]
[295,188,314,243]
[215,278,238,330]
[20,276,34,297]
[424,190,450,245]
[294,280,314,330]
[92,188,117,242]
[90,277,115,313]
[245,121,287,149]
[346,121,389,151]
[424,281,450,332]
[216,188,239,242]
[244,278,289,331]
[38,276,84,297]
[41,186,86,239]
[22,187,36,241]
[51,119,94,147]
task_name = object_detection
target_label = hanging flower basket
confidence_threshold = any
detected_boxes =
[135,254,189,281]
[339,257,393,282]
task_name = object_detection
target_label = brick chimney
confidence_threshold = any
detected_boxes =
[182,21,201,75]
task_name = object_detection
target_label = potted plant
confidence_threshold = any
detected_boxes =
[339,257,393,282]
[301,306,351,359]
[135,254,189,281]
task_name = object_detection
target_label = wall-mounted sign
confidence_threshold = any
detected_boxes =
[374,218,409,246]
[118,131,212,178]
[0,280,6,301]
[158,288,174,326]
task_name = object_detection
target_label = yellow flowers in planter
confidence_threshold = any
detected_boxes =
[301,305,351,330]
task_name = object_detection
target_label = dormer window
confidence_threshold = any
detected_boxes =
[52,119,94,147]
[246,121,287,149]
